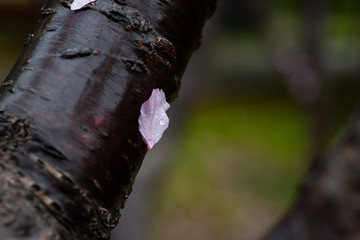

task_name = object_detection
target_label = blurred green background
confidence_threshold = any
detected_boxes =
[1,1,360,239]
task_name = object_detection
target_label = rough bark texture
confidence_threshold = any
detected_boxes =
[0,0,216,239]
[264,111,360,240]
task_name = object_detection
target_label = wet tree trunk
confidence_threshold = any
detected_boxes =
[0,0,216,239]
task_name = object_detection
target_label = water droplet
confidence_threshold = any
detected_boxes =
[160,119,166,126]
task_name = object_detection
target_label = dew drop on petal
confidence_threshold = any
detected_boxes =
[160,119,166,126]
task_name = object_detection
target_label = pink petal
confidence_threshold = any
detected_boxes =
[71,0,96,11]
[138,89,170,149]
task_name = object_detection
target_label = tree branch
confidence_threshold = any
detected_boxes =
[264,110,360,240]
[0,0,216,239]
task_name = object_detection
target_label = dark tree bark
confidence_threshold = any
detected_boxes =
[0,0,216,239]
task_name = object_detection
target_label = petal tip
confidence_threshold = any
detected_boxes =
[70,0,96,11]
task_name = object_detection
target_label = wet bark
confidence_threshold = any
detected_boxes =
[0,0,216,239]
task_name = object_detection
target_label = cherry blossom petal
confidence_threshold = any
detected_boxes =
[138,89,170,149]
[71,0,96,11]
